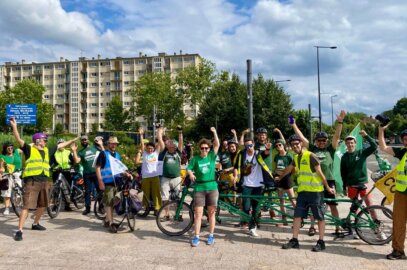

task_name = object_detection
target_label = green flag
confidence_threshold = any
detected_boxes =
[333,123,363,194]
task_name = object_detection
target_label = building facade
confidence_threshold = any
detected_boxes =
[0,52,201,134]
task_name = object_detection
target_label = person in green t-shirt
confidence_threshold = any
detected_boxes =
[187,127,219,247]
[290,110,345,236]
[0,141,23,216]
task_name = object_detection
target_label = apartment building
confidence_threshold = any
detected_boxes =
[0,52,201,134]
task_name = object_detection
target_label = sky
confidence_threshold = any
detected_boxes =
[0,0,406,124]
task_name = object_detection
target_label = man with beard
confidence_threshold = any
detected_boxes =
[72,135,104,215]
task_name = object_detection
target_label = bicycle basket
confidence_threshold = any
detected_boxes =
[114,192,125,215]
[129,189,143,214]
[169,188,180,201]
[0,175,9,191]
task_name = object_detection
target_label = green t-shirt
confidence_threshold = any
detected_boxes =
[274,153,293,174]
[0,150,22,171]
[393,147,407,195]
[309,144,335,180]
[255,142,273,169]
[78,145,100,174]
[218,151,233,170]
[187,150,217,192]
[161,149,181,178]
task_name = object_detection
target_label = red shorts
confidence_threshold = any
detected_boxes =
[347,186,367,199]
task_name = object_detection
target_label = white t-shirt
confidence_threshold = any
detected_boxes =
[141,151,160,178]
[243,153,263,187]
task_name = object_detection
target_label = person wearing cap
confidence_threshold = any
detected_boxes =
[273,138,296,225]
[233,137,273,237]
[279,134,334,252]
[95,136,132,233]
[218,130,239,187]
[73,135,104,215]
[136,127,164,216]
[290,110,345,236]
[0,141,23,216]
[378,125,407,260]
[157,126,184,221]
[9,118,50,241]
[340,130,378,218]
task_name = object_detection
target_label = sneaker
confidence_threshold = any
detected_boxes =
[207,234,215,245]
[191,235,200,247]
[386,250,406,260]
[32,224,46,231]
[3,208,10,216]
[282,238,299,249]
[82,208,91,215]
[14,230,23,241]
[160,215,170,222]
[109,223,118,233]
[249,228,259,237]
[64,206,73,212]
[103,220,109,228]
[308,227,316,236]
[377,232,387,241]
[312,240,326,252]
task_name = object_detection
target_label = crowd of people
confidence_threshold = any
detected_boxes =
[1,112,406,260]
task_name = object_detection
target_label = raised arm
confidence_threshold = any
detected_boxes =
[177,127,184,152]
[57,136,80,150]
[273,128,285,142]
[9,118,24,147]
[138,127,145,153]
[360,130,378,156]
[378,124,395,156]
[290,118,309,148]
[71,143,81,164]
[239,128,250,146]
[231,129,238,143]
[156,127,164,152]
[211,127,220,154]
[332,110,346,149]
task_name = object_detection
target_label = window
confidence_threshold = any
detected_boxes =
[100,113,104,117]
[57,94,64,99]
[138,70,145,75]
[44,95,50,99]
[100,93,104,96]
[124,71,130,76]
[13,67,21,71]
[90,103,97,107]
[100,103,104,107]
[124,102,130,107]
[14,77,21,81]
[44,75,50,80]
[44,65,51,69]
[90,83,97,87]
[91,93,97,97]
[106,82,111,86]
[57,114,63,119]
[91,113,97,118]
[57,84,64,89]
[124,91,129,96]
[123,60,130,65]
[124,81,130,86]
[106,92,111,97]
[91,72,97,77]
[90,62,97,67]
[23,66,32,70]
[58,74,64,79]
[137,59,145,64]
[56,64,65,69]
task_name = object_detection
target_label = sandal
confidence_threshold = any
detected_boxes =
[308,227,316,236]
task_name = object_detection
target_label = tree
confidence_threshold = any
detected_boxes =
[392,97,407,117]
[175,59,216,106]
[252,75,294,136]
[102,96,132,131]
[0,80,54,133]
[193,72,247,139]
[131,72,184,129]
[54,123,64,135]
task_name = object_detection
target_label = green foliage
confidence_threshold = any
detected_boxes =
[392,97,407,117]
[131,72,184,129]
[54,123,64,135]
[102,96,133,131]
[90,123,99,136]
[176,59,216,105]
[0,80,54,133]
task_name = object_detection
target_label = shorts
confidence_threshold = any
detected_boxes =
[276,174,293,190]
[103,185,118,207]
[294,191,325,221]
[347,185,368,199]
[324,180,337,206]
[1,172,22,197]
[22,180,49,209]
[193,190,219,207]
[160,176,181,201]
[219,172,234,187]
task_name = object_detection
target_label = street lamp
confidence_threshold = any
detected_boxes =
[315,45,337,131]
[331,94,338,125]
[275,79,291,83]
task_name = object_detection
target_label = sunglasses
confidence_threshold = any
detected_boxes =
[200,147,209,150]
[317,139,327,143]
[275,144,283,147]
[291,142,300,147]
[245,144,253,148]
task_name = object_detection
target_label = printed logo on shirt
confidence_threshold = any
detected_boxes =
[199,162,210,174]
[355,155,360,161]
[315,151,326,161]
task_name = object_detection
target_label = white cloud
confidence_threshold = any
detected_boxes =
[1,0,407,121]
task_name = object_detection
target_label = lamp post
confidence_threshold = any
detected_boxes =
[275,79,291,83]
[315,45,337,131]
[330,94,338,125]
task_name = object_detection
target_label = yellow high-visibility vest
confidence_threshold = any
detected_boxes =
[294,151,323,192]
[395,151,407,192]
[22,147,50,178]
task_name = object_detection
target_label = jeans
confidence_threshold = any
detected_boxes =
[84,173,100,210]
[242,186,263,229]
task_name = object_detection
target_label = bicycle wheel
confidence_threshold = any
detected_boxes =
[11,187,24,218]
[127,212,136,231]
[94,197,106,220]
[72,187,85,210]
[136,192,151,217]
[47,186,62,218]
[355,205,393,245]
[156,201,194,236]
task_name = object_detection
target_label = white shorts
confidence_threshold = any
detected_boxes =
[1,171,22,198]
[160,176,181,201]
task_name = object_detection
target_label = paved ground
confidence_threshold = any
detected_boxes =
[0,153,405,270]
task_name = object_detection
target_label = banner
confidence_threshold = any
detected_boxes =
[374,168,397,204]
[333,123,363,194]
[109,155,128,176]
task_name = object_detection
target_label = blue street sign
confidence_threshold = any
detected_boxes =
[6,104,37,125]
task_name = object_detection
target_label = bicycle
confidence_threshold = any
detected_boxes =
[93,191,106,220]
[3,172,24,217]
[47,168,85,218]
[112,176,139,232]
